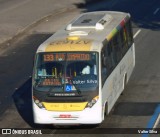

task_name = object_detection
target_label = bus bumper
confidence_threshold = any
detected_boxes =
[32,100,102,125]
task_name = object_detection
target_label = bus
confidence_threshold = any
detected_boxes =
[32,11,135,125]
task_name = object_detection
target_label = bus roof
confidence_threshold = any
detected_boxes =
[37,11,130,53]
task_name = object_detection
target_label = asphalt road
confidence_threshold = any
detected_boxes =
[0,0,83,44]
[0,0,160,136]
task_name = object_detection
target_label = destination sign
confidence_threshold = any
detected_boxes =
[43,53,91,62]
[67,53,90,61]
[43,53,65,62]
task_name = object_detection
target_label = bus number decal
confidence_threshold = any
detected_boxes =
[50,40,91,45]
[44,54,54,62]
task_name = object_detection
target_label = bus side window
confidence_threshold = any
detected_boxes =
[120,28,127,56]
[123,26,128,47]
[101,46,112,85]
[101,51,107,83]
[125,20,134,47]
[101,51,108,74]
[113,35,122,64]
[106,42,112,71]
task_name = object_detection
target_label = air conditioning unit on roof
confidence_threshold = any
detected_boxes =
[66,13,113,31]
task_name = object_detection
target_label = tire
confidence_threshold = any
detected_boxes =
[121,74,127,95]
[104,102,108,118]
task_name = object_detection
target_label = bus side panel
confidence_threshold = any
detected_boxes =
[126,44,135,82]
[102,44,135,115]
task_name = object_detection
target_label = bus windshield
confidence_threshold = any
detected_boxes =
[33,52,99,93]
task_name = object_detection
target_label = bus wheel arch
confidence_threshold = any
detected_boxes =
[103,101,108,120]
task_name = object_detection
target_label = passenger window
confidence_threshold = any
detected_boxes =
[125,20,133,47]
[113,35,122,63]
[101,51,107,84]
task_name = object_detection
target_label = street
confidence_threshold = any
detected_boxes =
[0,0,160,136]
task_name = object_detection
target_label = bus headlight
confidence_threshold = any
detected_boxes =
[86,96,99,108]
[33,96,46,109]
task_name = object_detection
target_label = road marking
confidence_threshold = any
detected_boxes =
[142,104,160,137]
[153,114,160,128]
[133,29,141,38]
[153,8,160,15]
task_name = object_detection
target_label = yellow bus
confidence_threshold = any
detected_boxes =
[32,11,135,125]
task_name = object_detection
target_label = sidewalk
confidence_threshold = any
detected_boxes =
[0,0,115,48]
[0,0,85,46]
